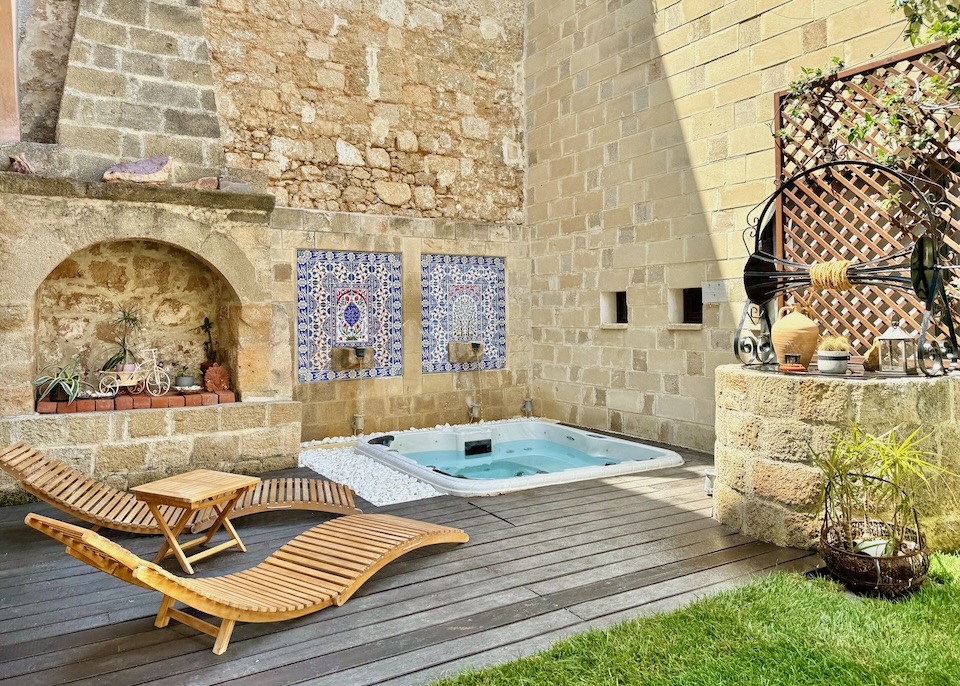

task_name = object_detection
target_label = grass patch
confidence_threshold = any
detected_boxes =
[432,555,960,686]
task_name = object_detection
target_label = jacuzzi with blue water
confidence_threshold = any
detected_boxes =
[356,421,684,496]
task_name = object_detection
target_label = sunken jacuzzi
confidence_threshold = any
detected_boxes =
[357,421,684,497]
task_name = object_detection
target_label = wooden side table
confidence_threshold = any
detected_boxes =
[132,469,261,574]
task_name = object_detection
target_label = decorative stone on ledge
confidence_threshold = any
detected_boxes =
[713,364,960,551]
[0,400,302,506]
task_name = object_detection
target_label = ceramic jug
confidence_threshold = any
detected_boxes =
[772,305,819,367]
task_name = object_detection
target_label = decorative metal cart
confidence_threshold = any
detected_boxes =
[98,348,171,396]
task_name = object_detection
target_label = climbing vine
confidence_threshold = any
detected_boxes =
[894,0,960,45]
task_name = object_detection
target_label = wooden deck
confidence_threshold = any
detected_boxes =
[0,451,819,685]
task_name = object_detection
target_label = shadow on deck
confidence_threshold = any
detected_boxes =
[0,448,819,685]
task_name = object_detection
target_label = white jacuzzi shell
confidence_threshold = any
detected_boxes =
[356,420,685,497]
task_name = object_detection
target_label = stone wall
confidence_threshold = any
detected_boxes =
[0,400,301,504]
[523,0,904,451]
[16,0,79,142]
[714,365,960,552]
[55,0,224,180]
[270,208,531,439]
[36,240,234,379]
[199,0,525,222]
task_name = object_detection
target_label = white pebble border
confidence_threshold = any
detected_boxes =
[298,417,540,506]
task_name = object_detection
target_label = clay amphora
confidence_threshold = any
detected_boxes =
[772,305,819,367]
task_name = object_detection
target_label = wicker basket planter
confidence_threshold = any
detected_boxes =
[819,520,930,596]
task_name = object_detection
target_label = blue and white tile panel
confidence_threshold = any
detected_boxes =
[421,254,506,373]
[296,250,403,381]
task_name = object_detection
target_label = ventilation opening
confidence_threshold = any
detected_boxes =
[601,291,628,325]
[682,288,703,324]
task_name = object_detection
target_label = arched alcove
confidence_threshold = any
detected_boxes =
[34,240,241,384]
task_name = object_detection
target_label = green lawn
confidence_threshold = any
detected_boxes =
[432,555,960,686]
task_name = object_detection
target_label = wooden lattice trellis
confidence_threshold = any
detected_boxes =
[772,40,960,350]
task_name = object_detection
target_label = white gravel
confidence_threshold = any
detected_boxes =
[299,446,442,506]
[298,417,539,506]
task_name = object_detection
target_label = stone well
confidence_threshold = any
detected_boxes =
[714,364,960,551]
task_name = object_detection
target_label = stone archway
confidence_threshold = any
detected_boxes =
[34,240,242,387]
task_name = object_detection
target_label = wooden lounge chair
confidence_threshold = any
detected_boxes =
[0,442,360,535]
[26,512,468,654]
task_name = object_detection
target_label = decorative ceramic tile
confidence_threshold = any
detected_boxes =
[297,250,402,381]
[421,254,506,373]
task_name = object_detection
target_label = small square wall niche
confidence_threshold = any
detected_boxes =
[421,254,506,373]
[296,250,402,381]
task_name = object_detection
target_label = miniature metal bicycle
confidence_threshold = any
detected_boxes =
[98,348,171,396]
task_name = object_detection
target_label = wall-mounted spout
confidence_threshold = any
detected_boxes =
[352,413,365,434]
[520,398,533,416]
[448,341,483,363]
[330,346,373,370]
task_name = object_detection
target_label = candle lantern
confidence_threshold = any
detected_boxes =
[877,320,918,375]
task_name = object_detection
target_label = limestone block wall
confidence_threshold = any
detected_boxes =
[270,208,531,439]
[714,365,960,552]
[200,0,525,222]
[56,0,224,179]
[0,401,301,505]
[16,0,79,142]
[523,0,904,451]
[0,173,282,416]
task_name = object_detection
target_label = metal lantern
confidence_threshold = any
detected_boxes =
[878,320,918,375]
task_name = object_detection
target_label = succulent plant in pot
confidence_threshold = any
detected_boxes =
[34,355,83,404]
[811,426,951,596]
[817,335,851,375]
[174,365,201,387]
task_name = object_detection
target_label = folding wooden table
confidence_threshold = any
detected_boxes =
[131,469,261,574]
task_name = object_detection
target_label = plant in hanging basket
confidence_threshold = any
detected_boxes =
[810,426,949,596]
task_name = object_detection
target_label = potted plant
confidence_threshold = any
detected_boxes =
[817,335,851,375]
[199,316,217,372]
[101,304,144,374]
[34,355,83,404]
[174,365,200,387]
[811,426,949,595]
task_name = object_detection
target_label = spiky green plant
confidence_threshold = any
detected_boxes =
[810,427,951,555]
[819,335,851,352]
[34,355,83,404]
[101,304,144,371]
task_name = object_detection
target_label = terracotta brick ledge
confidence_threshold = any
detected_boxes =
[36,391,236,414]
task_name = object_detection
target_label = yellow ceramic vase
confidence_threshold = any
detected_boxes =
[772,305,819,367]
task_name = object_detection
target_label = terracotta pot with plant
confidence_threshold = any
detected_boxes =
[817,335,851,375]
[101,304,144,373]
[811,426,950,596]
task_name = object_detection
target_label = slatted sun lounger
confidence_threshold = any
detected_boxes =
[0,442,360,535]
[26,512,468,654]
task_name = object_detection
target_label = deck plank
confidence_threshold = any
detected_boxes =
[0,456,823,685]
